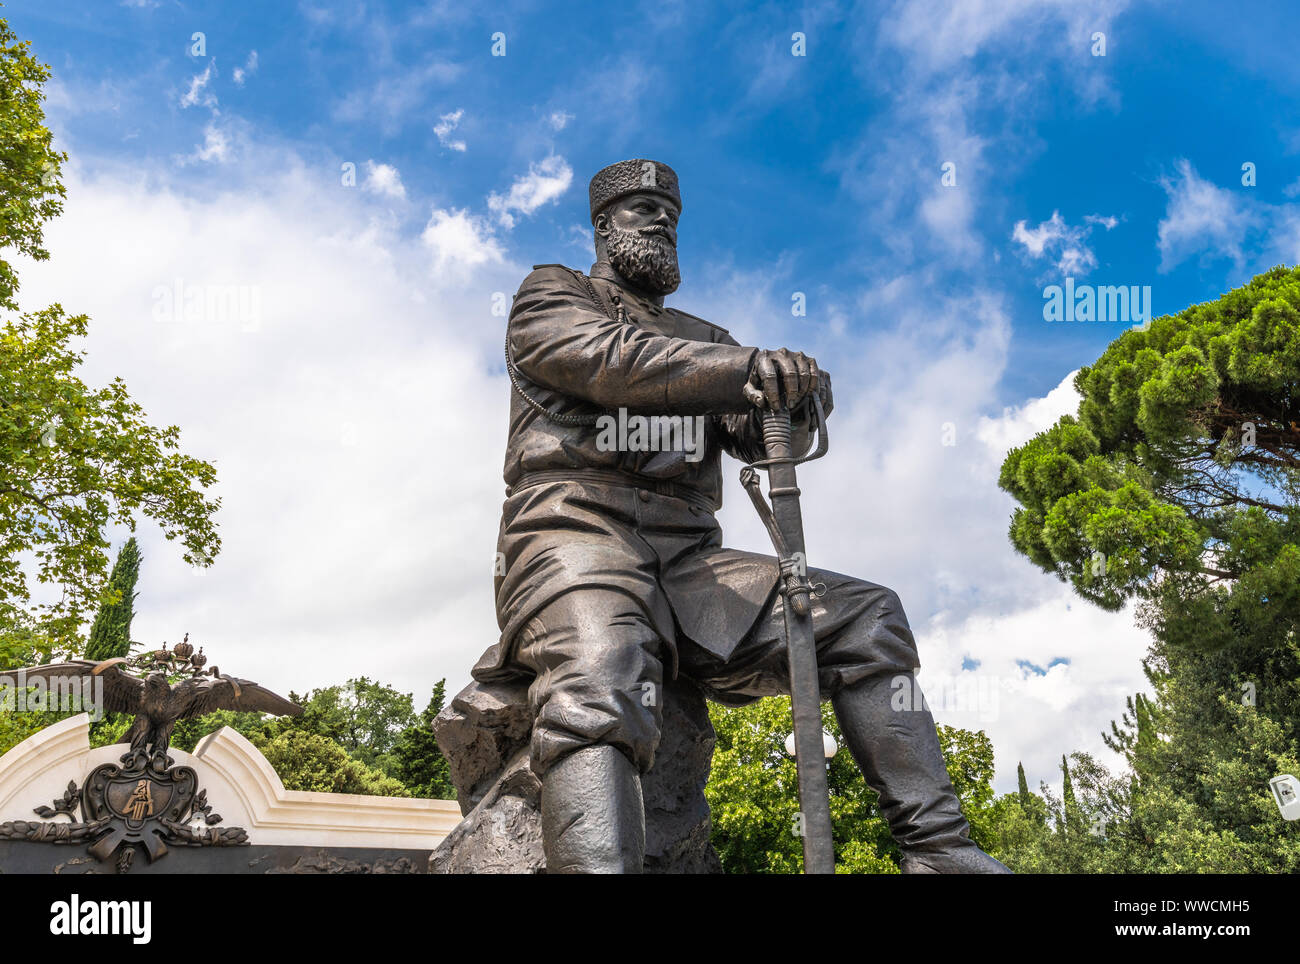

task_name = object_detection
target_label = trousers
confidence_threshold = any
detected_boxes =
[512,569,920,776]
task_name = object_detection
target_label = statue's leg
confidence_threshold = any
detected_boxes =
[540,745,644,874]
[685,567,1008,873]
[815,575,1010,873]
[517,588,665,874]
[832,672,1009,873]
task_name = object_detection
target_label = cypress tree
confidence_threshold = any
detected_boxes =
[394,680,454,799]
[1017,761,1030,809]
[1060,753,1075,836]
[84,538,140,660]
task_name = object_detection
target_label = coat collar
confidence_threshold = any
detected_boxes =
[589,260,666,313]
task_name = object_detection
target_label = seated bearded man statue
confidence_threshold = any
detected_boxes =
[471,158,1010,875]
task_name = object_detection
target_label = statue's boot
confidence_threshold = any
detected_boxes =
[832,672,1011,873]
[540,744,645,874]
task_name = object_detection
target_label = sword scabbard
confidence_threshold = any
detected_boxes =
[758,407,836,875]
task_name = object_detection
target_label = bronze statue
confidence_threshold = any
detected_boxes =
[475,158,1009,873]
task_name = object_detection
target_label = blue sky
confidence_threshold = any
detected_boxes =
[8,0,1300,792]
[18,0,1300,401]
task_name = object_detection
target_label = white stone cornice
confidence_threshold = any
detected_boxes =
[0,717,461,851]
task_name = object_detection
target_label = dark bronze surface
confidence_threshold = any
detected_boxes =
[447,160,1010,874]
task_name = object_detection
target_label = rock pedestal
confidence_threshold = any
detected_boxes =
[428,674,720,873]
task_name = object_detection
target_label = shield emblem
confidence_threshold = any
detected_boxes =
[82,752,198,862]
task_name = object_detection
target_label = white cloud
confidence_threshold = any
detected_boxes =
[1156,159,1258,272]
[433,109,466,152]
[363,160,406,200]
[1154,159,1300,275]
[919,590,1149,791]
[179,60,216,109]
[976,370,1081,454]
[22,142,1150,795]
[487,155,572,229]
[421,207,504,280]
[547,110,572,131]
[1012,210,1108,275]
[833,1,1130,272]
[232,51,259,87]
[332,61,462,136]
[682,258,1142,792]
[879,0,1128,84]
[187,123,230,163]
[18,150,523,704]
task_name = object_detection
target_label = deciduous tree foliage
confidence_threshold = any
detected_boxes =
[0,17,220,645]
[252,729,410,797]
[705,697,1001,873]
[0,17,64,314]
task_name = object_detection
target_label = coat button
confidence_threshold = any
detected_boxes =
[638,489,651,502]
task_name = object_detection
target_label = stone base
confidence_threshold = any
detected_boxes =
[430,675,720,874]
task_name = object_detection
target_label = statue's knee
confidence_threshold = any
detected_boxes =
[531,687,662,777]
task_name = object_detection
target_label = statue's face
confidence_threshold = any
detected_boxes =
[597,192,681,296]
[605,192,679,247]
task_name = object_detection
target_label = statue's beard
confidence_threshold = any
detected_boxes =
[605,224,681,296]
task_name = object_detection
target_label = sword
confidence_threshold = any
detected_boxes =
[740,393,834,874]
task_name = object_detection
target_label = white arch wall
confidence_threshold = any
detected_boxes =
[0,714,461,850]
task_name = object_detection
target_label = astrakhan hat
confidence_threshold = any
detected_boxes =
[588,159,681,224]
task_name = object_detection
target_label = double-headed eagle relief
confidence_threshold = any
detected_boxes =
[15,635,302,754]
[0,639,301,872]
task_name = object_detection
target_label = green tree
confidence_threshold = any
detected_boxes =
[1017,761,1030,807]
[83,538,140,660]
[252,730,410,797]
[1099,630,1300,872]
[0,18,221,647]
[999,267,1300,873]
[705,697,1001,873]
[999,265,1300,622]
[994,752,1131,873]
[393,680,454,799]
[264,678,416,776]
[0,15,65,314]
[169,708,273,754]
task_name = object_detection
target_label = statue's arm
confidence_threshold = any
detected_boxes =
[507,267,757,415]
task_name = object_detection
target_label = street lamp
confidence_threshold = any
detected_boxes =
[785,730,837,759]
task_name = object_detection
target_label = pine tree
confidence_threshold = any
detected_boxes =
[393,680,454,799]
[84,538,140,660]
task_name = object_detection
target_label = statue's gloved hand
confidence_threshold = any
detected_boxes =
[806,368,833,419]
[742,348,821,411]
